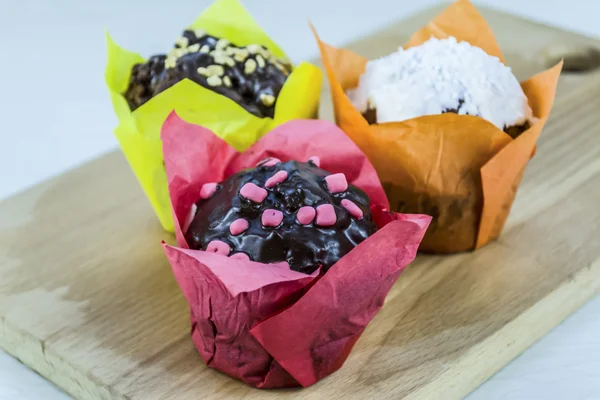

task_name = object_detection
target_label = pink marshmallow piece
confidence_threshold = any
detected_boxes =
[240,182,268,203]
[200,182,218,199]
[296,206,316,225]
[262,209,284,227]
[257,157,281,167]
[265,170,289,188]
[230,252,250,261]
[325,173,348,193]
[206,240,230,256]
[316,204,337,227]
[229,218,249,235]
[341,199,364,219]
[308,156,320,167]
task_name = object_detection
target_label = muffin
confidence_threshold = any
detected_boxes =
[348,37,533,138]
[106,0,322,234]
[185,158,378,274]
[161,117,430,388]
[124,29,292,118]
[314,0,562,253]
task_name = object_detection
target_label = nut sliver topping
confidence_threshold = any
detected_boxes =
[260,93,276,107]
[207,75,222,87]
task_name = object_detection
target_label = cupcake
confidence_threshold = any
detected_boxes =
[105,0,322,233]
[348,36,534,139]
[314,0,562,253]
[124,29,292,118]
[161,115,430,388]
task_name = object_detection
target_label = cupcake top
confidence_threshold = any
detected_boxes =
[185,158,378,274]
[124,29,292,118]
[347,36,534,131]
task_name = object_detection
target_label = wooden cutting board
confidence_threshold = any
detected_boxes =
[2,5,600,400]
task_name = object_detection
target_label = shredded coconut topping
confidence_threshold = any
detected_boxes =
[348,36,533,130]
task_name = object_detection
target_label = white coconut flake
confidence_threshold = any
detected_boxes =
[347,36,534,130]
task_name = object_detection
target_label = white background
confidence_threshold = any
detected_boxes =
[1,0,599,399]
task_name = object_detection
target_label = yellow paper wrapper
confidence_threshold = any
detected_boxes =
[314,0,562,253]
[105,0,322,232]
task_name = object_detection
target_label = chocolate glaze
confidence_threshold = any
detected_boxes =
[124,55,167,111]
[363,98,530,138]
[185,160,378,274]
[124,30,291,118]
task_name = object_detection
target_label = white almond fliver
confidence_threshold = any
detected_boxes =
[347,36,534,130]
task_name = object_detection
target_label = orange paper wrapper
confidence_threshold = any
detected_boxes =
[161,114,431,387]
[314,0,562,253]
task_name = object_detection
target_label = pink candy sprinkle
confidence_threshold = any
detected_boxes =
[200,182,218,199]
[341,199,364,219]
[316,204,337,227]
[265,170,288,188]
[308,156,320,167]
[257,157,281,167]
[230,252,250,261]
[229,218,249,235]
[206,240,230,255]
[240,182,268,203]
[325,173,348,193]
[296,206,316,225]
[262,209,283,227]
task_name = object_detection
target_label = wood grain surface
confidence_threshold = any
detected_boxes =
[2,5,600,400]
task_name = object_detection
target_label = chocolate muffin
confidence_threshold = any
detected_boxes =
[123,29,292,118]
[348,36,534,138]
[185,158,378,274]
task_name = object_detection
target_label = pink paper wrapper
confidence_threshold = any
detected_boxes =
[161,113,431,388]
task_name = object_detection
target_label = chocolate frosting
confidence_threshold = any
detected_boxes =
[124,30,291,118]
[185,160,378,274]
